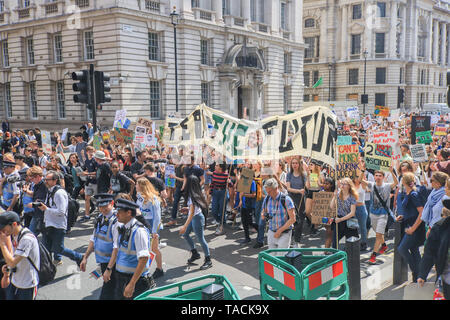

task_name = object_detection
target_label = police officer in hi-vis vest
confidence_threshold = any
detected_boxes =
[79,193,120,300]
[1,161,21,213]
[113,198,155,300]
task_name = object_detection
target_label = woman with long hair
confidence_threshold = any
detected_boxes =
[421,171,448,234]
[136,178,164,278]
[329,177,359,249]
[68,153,83,200]
[305,160,325,234]
[179,175,212,270]
[123,152,133,172]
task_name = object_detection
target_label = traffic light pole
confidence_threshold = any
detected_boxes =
[90,64,97,133]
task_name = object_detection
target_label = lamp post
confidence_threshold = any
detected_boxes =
[363,49,368,115]
[170,7,179,113]
[328,63,332,102]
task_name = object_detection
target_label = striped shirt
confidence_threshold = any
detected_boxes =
[263,192,295,232]
[211,171,228,190]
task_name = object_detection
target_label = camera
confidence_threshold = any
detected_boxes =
[31,201,44,208]
[6,266,17,273]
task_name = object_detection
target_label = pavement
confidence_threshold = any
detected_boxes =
[35,202,428,300]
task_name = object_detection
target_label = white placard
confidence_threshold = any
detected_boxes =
[410,144,428,163]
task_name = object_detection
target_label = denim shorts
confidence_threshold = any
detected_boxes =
[85,184,98,196]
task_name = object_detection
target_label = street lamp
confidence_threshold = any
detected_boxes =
[363,49,368,115]
[328,63,332,102]
[170,7,179,113]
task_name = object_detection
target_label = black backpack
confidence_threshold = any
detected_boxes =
[17,229,56,287]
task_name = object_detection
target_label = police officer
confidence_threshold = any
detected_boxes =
[113,198,155,300]
[79,193,120,300]
[1,160,21,213]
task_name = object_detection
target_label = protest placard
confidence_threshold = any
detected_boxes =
[236,168,255,194]
[113,110,127,128]
[309,173,319,189]
[361,115,372,130]
[416,131,432,144]
[334,109,347,123]
[431,114,441,126]
[388,109,400,122]
[41,130,52,154]
[335,144,359,179]
[93,135,102,150]
[410,144,428,163]
[411,116,431,144]
[369,130,401,161]
[364,143,392,171]
[112,127,134,144]
[61,128,68,142]
[347,107,359,125]
[311,192,336,225]
[165,165,176,188]
[434,123,447,136]
[374,105,389,117]
[337,136,352,146]
[102,131,110,142]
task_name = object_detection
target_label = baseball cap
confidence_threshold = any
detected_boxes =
[0,211,21,230]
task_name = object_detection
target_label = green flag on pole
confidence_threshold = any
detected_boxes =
[312,77,323,88]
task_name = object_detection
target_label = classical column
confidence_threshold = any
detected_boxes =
[433,20,439,63]
[319,8,327,62]
[401,4,406,58]
[269,0,280,36]
[447,24,450,67]
[364,1,373,58]
[411,4,418,61]
[427,15,433,63]
[242,0,251,26]
[213,0,223,23]
[293,0,303,42]
[341,4,347,61]
[389,1,398,59]
[441,23,447,65]
[179,0,193,18]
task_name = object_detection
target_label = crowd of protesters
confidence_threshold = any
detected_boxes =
[0,112,448,300]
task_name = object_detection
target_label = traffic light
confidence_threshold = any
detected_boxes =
[94,71,111,105]
[361,94,368,104]
[72,70,90,104]
[398,88,404,103]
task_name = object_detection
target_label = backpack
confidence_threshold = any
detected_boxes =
[18,229,56,287]
[263,194,298,221]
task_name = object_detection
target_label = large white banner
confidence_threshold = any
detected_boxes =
[163,104,338,167]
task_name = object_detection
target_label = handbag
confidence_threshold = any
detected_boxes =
[346,217,359,229]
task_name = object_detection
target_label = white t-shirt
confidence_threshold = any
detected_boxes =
[188,198,202,216]
[12,228,40,289]
[357,185,366,204]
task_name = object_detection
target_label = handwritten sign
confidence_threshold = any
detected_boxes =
[93,135,102,150]
[361,115,372,130]
[309,173,319,189]
[369,130,401,161]
[112,127,134,144]
[41,130,52,154]
[165,165,175,188]
[374,105,389,117]
[311,192,336,225]
[410,144,428,163]
[411,116,431,144]
[337,136,352,146]
[434,123,447,136]
[61,128,68,142]
[364,143,392,172]
[236,168,254,194]
[416,131,432,144]
[335,144,359,179]
[113,110,127,128]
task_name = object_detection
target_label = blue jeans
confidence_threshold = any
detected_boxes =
[355,205,368,245]
[254,199,265,244]
[170,186,182,221]
[211,189,226,224]
[6,284,36,300]
[29,216,42,237]
[398,231,422,277]
[42,227,83,263]
[183,214,210,257]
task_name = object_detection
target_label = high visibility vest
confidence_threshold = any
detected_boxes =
[94,212,117,264]
[116,222,150,275]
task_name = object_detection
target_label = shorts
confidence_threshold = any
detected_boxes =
[369,213,388,234]
[85,184,98,197]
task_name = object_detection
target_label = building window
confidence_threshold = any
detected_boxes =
[283,52,291,74]
[26,37,34,65]
[351,34,361,55]
[420,69,426,85]
[352,4,362,20]
[201,82,211,106]
[3,82,11,118]
[418,35,426,58]
[348,68,359,85]
[375,93,386,106]
[376,68,386,84]
[54,34,63,63]
[83,30,94,60]
[396,32,401,56]
[251,0,265,22]
[304,37,319,59]
[304,71,310,87]
[304,18,315,28]
[150,80,161,119]
[222,0,230,15]
[200,39,210,65]
[375,33,385,53]
[377,2,386,17]
[439,73,443,86]
[29,81,37,119]
[0,1,4,12]
[56,81,65,119]
[347,93,359,101]
[303,94,310,102]
[283,86,290,114]
[400,67,404,84]
[313,70,319,85]
[1,40,8,67]
[148,32,160,61]
[21,0,30,8]
[280,2,287,30]
[191,0,199,8]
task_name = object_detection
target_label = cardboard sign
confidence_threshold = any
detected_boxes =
[309,173,319,189]
[337,136,352,146]
[41,130,52,155]
[411,116,431,144]
[403,282,435,300]
[311,192,336,225]
[434,123,447,136]
[112,127,134,144]
[165,165,176,188]
[416,131,432,144]
[364,143,392,171]
[369,130,401,161]
[236,168,255,194]
[374,105,389,117]
[336,144,359,179]
[410,144,428,163]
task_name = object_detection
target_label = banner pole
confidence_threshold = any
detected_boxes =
[335,133,339,251]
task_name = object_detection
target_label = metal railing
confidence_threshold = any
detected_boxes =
[45,3,58,15]
[234,17,244,26]
[199,10,212,21]
[18,7,30,19]
[76,0,89,8]
[145,0,160,12]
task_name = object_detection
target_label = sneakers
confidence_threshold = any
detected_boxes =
[360,243,368,252]
[153,268,164,279]
[187,249,201,264]
[53,260,63,266]
[215,227,225,235]
[159,241,167,249]
[253,242,264,249]
[379,244,388,255]
[237,238,251,245]
[200,257,212,270]
[368,253,377,264]
[79,215,90,223]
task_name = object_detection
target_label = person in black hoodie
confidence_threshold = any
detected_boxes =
[418,197,450,299]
